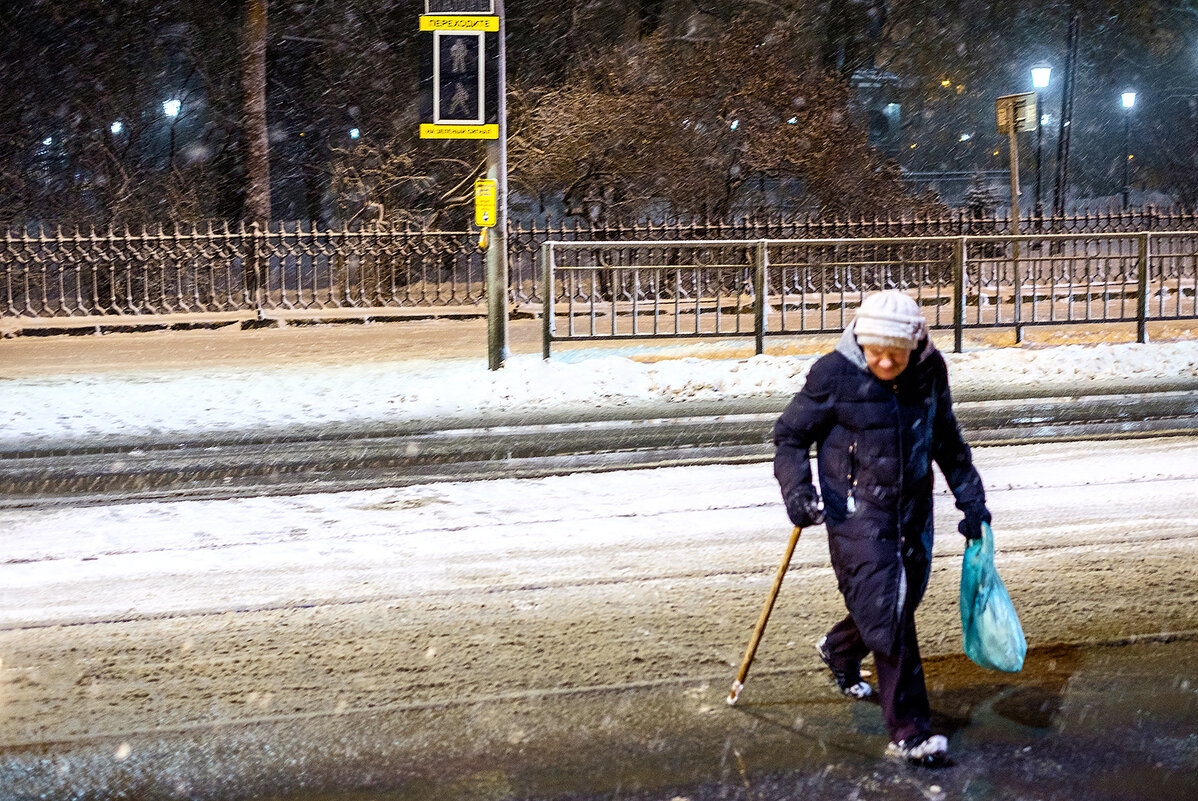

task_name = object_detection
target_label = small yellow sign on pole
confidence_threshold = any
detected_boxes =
[474,178,498,227]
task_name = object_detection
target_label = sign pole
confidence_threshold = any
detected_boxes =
[1008,125,1023,343]
[997,92,1033,346]
[485,0,508,370]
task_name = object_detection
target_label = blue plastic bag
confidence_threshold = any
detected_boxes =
[960,522,1027,672]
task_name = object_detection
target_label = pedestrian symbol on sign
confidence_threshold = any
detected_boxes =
[448,83,472,117]
[449,39,469,72]
[435,32,483,125]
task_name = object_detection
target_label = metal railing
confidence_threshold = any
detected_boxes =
[0,221,488,334]
[540,232,1198,356]
[4,213,1198,337]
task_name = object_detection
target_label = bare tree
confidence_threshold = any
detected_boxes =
[241,0,270,223]
[510,22,935,220]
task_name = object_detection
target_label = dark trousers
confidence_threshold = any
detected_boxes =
[823,604,930,743]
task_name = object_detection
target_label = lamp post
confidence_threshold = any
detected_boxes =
[163,98,181,170]
[1121,90,1136,210]
[1031,64,1052,220]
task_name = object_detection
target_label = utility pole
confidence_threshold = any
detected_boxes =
[1052,16,1079,219]
[485,0,508,370]
[242,0,271,223]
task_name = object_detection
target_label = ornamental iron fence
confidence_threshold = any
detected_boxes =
[3,209,1198,337]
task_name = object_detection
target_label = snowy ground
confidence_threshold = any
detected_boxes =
[2,336,1197,447]
[1,322,1196,798]
[0,437,1195,799]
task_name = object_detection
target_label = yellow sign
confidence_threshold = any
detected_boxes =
[474,178,498,227]
[420,15,498,31]
[420,123,499,139]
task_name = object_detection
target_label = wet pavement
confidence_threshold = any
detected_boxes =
[4,636,1193,800]
[2,436,1195,800]
[393,636,1198,801]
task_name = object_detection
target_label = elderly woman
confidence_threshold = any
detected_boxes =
[773,291,990,767]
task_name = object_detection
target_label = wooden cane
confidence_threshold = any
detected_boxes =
[727,526,802,705]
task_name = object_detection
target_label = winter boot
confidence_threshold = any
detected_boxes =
[886,733,949,768]
[816,636,875,700]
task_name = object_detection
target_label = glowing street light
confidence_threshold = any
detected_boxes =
[163,99,182,170]
[1121,90,1137,209]
[349,128,360,139]
[110,121,124,135]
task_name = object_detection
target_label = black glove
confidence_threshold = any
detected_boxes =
[784,486,825,528]
[957,501,991,540]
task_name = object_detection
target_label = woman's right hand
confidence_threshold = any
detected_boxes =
[784,486,825,528]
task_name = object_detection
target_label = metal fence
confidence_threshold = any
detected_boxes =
[0,222,490,333]
[540,232,1198,356]
[3,209,1198,336]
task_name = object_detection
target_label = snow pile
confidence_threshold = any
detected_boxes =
[946,342,1174,383]
[2,340,1196,446]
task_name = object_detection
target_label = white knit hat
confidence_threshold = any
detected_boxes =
[853,291,927,351]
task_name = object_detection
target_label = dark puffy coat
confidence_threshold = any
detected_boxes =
[773,326,985,656]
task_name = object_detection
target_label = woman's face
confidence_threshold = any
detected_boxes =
[863,344,912,381]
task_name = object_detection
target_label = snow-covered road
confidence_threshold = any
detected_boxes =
[0,436,1195,798]
[2,435,1195,729]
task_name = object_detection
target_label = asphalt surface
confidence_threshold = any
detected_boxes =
[1,437,1195,801]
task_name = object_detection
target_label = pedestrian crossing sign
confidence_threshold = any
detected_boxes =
[419,17,499,139]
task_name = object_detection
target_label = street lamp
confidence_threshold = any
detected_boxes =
[163,98,182,170]
[1031,64,1052,219]
[1121,90,1136,209]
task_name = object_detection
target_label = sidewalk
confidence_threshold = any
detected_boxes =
[1,317,1196,453]
[2,315,1194,378]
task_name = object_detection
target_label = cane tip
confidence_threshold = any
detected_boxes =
[727,681,743,705]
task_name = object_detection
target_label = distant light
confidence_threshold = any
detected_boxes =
[786,117,797,124]
[41,136,52,146]
[959,133,972,142]
[909,143,917,149]
[163,99,181,117]
[940,79,951,87]
[349,128,360,139]
[1040,114,1051,127]
[993,149,1000,156]
[1031,65,1052,89]
[730,119,739,130]
[110,121,123,135]
[1121,91,1137,109]
[884,103,900,116]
